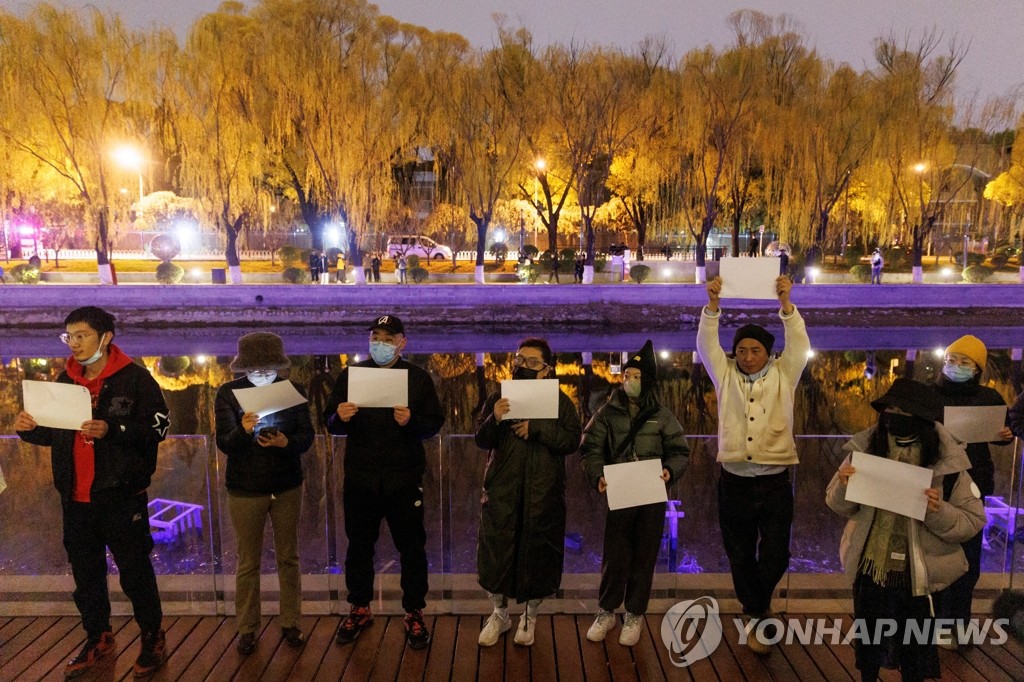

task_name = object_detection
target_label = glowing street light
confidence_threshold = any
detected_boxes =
[913,162,927,174]
[112,145,145,202]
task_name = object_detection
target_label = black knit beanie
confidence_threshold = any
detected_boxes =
[732,324,775,356]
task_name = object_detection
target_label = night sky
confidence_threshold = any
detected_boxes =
[7,0,1023,101]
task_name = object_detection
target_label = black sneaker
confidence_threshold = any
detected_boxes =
[65,631,115,678]
[132,629,166,678]
[404,610,430,650]
[335,605,372,645]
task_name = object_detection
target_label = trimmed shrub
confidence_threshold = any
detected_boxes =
[282,266,308,283]
[882,247,909,270]
[10,263,40,284]
[956,252,986,268]
[522,244,540,259]
[850,264,872,283]
[155,261,184,284]
[489,242,508,263]
[629,264,652,283]
[326,247,343,266]
[407,254,421,268]
[409,266,429,283]
[593,253,607,272]
[559,248,576,263]
[277,245,301,266]
[962,265,993,283]
[538,249,554,264]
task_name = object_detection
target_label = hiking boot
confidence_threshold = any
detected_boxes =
[236,631,257,655]
[477,611,512,647]
[619,613,643,646]
[586,611,616,642]
[404,610,431,650]
[65,631,115,678]
[132,629,166,677]
[335,605,373,645]
[513,612,536,646]
[743,617,772,655]
[282,627,306,648]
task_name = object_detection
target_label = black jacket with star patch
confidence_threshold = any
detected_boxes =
[18,360,170,503]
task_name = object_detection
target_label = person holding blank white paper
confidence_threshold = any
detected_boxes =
[930,335,1013,649]
[696,274,809,655]
[826,378,985,682]
[474,337,582,647]
[322,314,444,651]
[580,340,689,647]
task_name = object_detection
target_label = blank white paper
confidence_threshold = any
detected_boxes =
[232,381,308,418]
[719,257,781,300]
[501,379,560,420]
[22,380,92,431]
[347,366,409,408]
[845,451,933,521]
[604,459,668,511]
[943,405,1007,444]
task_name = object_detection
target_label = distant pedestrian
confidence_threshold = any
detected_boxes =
[547,256,560,284]
[870,249,884,284]
[574,253,585,283]
[397,255,408,284]
[362,253,372,282]
[309,250,323,284]
[336,253,347,283]
[371,254,381,283]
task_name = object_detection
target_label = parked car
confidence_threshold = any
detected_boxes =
[386,235,453,261]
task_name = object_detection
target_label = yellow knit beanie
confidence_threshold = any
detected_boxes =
[945,335,987,371]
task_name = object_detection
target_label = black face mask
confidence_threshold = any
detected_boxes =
[512,366,542,380]
[884,413,929,439]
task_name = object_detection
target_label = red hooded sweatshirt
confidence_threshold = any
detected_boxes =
[65,344,134,502]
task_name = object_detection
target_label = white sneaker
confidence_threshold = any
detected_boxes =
[478,612,511,647]
[513,613,536,646]
[586,611,617,642]
[619,613,643,646]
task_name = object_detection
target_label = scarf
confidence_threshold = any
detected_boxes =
[858,435,922,586]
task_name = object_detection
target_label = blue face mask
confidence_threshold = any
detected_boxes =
[943,363,976,383]
[370,341,398,366]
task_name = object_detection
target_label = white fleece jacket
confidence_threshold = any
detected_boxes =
[696,305,810,465]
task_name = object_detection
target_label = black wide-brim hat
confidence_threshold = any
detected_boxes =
[870,377,942,422]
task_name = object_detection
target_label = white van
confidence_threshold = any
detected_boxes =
[386,235,453,261]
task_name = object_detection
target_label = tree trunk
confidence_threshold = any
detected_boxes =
[95,209,114,285]
[472,215,488,284]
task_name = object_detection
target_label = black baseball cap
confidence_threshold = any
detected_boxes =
[368,314,405,335]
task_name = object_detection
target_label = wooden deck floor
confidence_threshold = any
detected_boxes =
[1,614,1021,681]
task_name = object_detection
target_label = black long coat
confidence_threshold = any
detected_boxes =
[474,390,582,602]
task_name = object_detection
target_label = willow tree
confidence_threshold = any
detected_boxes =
[176,2,267,283]
[985,119,1024,279]
[676,42,757,282]
[434,47,522,283]
[871,31,969,282]
[0,6,146,284]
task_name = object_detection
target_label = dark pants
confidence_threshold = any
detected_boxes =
[854,572,939,682]
[937,497,985,628]
[62,493,163,637]
[343,481,428,612]
[598,502,665,615]
[717,469,793,617]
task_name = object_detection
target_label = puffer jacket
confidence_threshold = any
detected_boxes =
[825,422,987,597]
[215,376,314,495]
[580,388,690,490]
[474,389,582,602]
[696,306,810,466]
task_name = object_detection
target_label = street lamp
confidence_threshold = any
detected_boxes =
[112,145,144,202]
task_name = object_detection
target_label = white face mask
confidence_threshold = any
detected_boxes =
[79,345,105,366]
[246,370,277,386]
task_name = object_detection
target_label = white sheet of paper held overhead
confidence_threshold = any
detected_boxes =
[500,379,560,420]
[719,257,781,300]
[22,380,93,430]
[604,459,668,511]
[845,451,933,521]
[943,405,1007,443]
[347,366,409,407]
[232,381,307,418]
